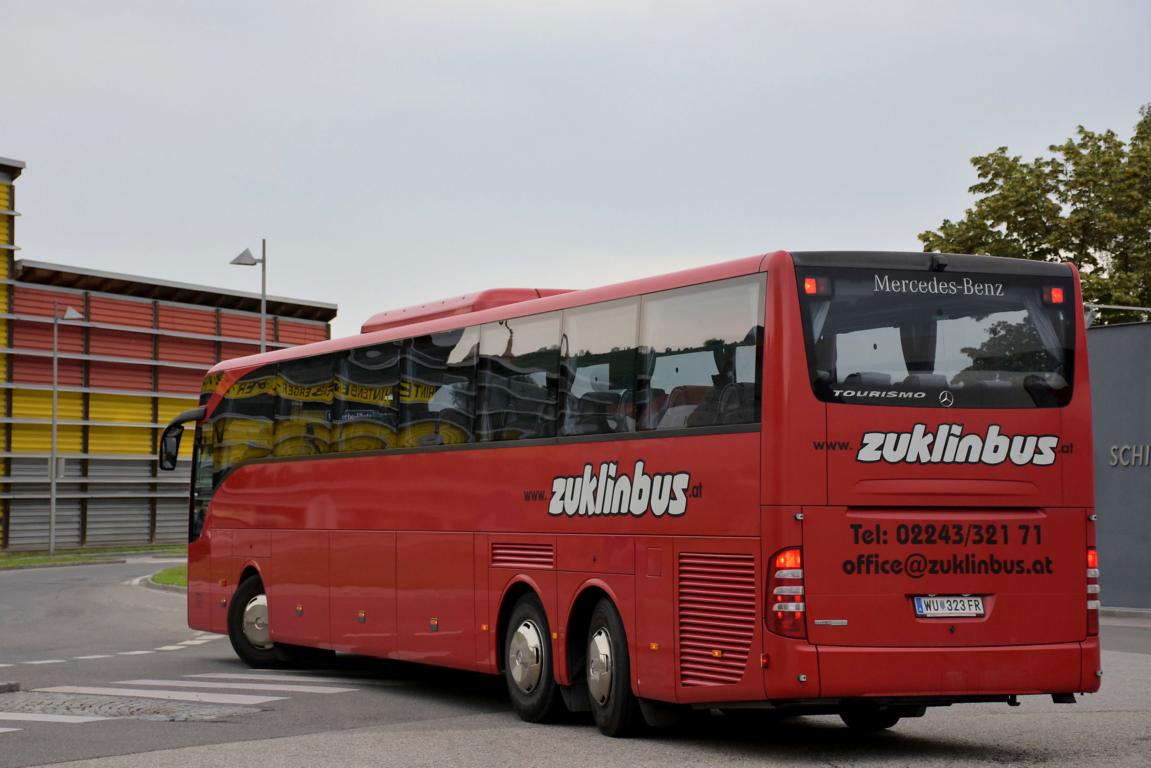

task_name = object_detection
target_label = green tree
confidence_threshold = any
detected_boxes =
[920,106,1151,319]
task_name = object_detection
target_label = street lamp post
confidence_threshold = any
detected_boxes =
[231,239,267,353]
[50,301,84,555]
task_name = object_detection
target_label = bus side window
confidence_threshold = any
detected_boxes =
[332,341,401,453]
[478,313,561,442]
[212,363,276,482]
[274,355,336,457]
[639,275,765,430]
[559,299,640,437]
[401,328,479,447]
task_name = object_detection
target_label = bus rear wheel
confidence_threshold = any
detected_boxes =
[504,594,563,723]
[227,576,281,668]
[586,598,642,737]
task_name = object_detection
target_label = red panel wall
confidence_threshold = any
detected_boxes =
[88,361,153,391]
[10,356,83,386]
[11,286,78,318]
[278,320,328,344]
[89,329,153,359]
[159,336,215,365]
[10,320,84,353]
[219,342,258,362]
[158,367,206,394]
[220,312,264,339]
[89,296,153,327]
[158,305,216,335]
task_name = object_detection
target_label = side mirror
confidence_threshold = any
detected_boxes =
[159,424,184,471]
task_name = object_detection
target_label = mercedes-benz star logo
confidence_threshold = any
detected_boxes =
[939,391,955,408]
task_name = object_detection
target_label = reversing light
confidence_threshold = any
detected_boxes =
[1086,547,1100,636]
[767,547,806,639]
[1043,286,1066,304]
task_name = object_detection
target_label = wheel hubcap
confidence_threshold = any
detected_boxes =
[508,619,544,693]
[587,628,613,706]
[242,595,272,650]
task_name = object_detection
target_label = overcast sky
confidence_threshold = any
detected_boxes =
[2,1,1148,337]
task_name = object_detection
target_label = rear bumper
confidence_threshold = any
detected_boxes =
[816,637,1101,697]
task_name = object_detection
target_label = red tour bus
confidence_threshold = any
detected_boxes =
[159,250,1100,736]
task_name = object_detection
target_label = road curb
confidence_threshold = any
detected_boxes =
[145,575,188,593]
[1101,607,1151,620]
[0,559,126,571]
[0,681,19,693]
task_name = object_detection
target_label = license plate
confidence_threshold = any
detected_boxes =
[913,595,985,618]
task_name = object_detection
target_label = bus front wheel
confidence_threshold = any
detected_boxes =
[504,594,563,723]
[227,577,282,668]
[586,598,642,737]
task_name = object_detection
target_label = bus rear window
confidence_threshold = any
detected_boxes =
[797,267,1076,408]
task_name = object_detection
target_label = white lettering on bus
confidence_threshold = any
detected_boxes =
[833,389,926,399]
[856,424,1059,466]
[548,460,691,518]
[872,274,1005,297]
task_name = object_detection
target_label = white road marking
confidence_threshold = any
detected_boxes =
[177,639,215,645]
[0,728,21,734]
[21,660,66,665]
[116,651,153,656]
[0,664,12,668]
[187,672,397,686]
[34,687,285,706]
[73,655,112,660]
[154,646,187,651]
[119,679,356,694]
[0,712,109,724]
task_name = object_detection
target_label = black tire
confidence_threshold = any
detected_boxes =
[839,707,902,731]
[227,577,281,668]
[504,594,563,723]
[586,598,642,737]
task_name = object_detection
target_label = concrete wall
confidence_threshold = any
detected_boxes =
[1088,323,1151,610]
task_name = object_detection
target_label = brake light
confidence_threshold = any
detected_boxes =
[767,547,806,639]
[1086,547,1100,636]
[802,276,831,297]
[1043,286,1066,304]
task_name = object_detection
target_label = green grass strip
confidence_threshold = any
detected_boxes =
[151,564,188,587]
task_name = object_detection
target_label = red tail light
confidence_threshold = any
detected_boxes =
[1086,547,1100,636]
[767,547,806,638]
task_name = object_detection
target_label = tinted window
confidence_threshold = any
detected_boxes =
[332,341,401,452]
[478,313,561,441]
[640,276,764,429]
[560,299,639,436]
[207,364,276,486]
[274,356,335,457]
[401,328,479,446]
[797,267,1076,408]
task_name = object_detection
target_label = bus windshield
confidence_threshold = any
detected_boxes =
[797,266,1076,409]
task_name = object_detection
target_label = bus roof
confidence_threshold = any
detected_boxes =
[206,251,774,378]
[361,288,573,334]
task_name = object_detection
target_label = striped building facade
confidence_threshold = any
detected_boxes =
[0,156,337,550]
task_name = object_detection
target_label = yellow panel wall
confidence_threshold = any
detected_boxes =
[88,426,151,454]
[10,425,83,452]
[11,389,83,420]
[158,397,196,425]
[87,393,154,455]
[88,393,152,423]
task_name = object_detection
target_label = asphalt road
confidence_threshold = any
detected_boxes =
[1,560,1148,768]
